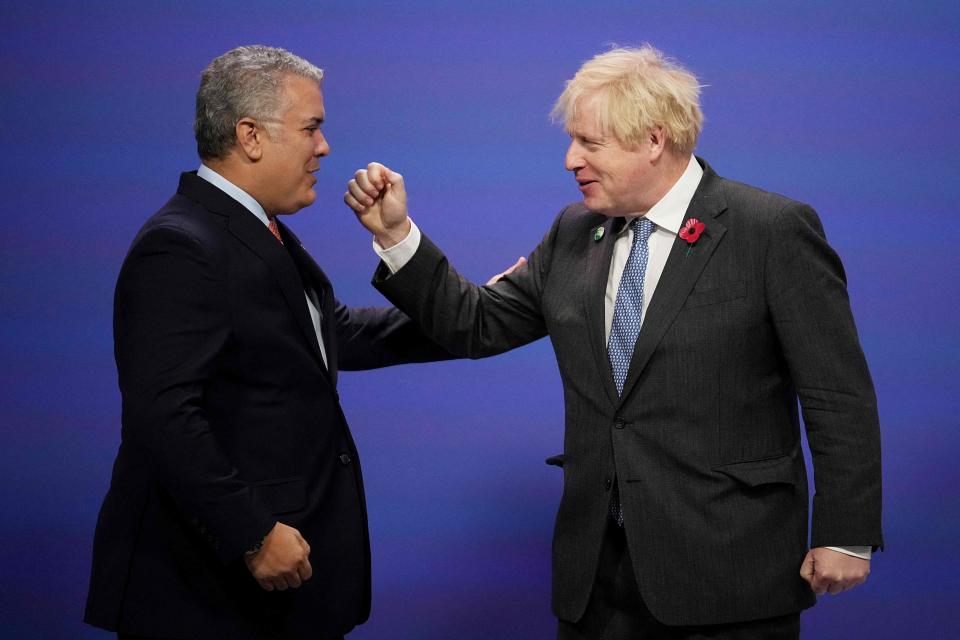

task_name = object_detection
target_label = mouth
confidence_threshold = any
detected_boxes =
[577,179,597,192]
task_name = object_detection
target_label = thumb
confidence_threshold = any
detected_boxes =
[383,167,405,189]
[799,551,815,585]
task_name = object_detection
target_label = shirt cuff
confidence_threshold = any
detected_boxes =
[825,545,872,560]
[373,219,421,274]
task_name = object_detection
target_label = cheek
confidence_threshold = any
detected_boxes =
[626,160,649,183]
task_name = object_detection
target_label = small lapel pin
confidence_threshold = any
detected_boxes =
[593,226,604,242]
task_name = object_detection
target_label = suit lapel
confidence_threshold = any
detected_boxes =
[279,221,339,386]
[176,173,330,375]
[582,216,626,407]
[616,165,728,407]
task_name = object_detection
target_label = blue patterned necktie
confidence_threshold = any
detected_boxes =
[608,218,654,395]
[607,218,652,527]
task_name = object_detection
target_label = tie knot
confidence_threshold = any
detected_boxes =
[630,217,653,243]
[268,217,283,244]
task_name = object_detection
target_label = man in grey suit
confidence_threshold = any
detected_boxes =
[344,46,882,639]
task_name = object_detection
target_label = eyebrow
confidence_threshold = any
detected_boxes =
[301,116,324,126]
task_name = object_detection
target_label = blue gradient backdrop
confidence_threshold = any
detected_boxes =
[2,1,958,638]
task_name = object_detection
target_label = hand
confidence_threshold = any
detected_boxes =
[344,162,411,248]
[244,522,313,591]
[800,547,870,595]
[486,256,527,285]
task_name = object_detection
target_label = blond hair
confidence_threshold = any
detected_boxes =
[551,45,703,155]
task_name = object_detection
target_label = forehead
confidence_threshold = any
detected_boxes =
[281,74,325,119]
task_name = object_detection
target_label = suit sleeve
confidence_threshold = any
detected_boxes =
[371,210,567,358]
[332,303,457,370]
[114,226,275,562]
[764,203,883,551]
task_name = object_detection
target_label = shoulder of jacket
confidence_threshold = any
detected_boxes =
[719,177,810,214]
[130,194,230,254]
[555,201,607,229]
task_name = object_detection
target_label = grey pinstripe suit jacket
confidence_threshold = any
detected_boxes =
[374,158,882,626]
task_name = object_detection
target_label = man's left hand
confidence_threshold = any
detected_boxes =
[800,547,870,595]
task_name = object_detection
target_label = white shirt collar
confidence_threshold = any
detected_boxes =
[621,155,704,234]
[196,164,271,228]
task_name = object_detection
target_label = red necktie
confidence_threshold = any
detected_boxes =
[268,217,283,244]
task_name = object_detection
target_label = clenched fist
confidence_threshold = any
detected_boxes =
[800,547,870,596]
[245,522,313,592]
[344,162,411,248]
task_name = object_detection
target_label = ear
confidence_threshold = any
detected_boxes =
[235,117,265,161]
[647,125,667,161]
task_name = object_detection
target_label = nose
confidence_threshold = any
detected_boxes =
[314,130,330,157]
[564,141,583,172]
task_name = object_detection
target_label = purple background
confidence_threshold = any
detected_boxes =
[2,1,958,637]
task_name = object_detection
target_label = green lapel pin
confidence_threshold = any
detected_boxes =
[593,226,604,242]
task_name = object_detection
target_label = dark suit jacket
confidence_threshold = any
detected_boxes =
[374,158,883,626]
[85,172,449,639]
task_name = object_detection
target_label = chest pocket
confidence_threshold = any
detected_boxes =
[683,280,747,309]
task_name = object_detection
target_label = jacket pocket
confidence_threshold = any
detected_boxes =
[684,280,747,309]
[713,454,798,487]
[252,477,307,515]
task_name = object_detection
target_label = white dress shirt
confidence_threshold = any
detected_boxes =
[373,157,869,560]
[197,164,328,369]
[603,155,702,339]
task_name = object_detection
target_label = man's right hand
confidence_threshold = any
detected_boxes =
[344,162,411,249]
[486,256,527,285]
[244,522,312,591]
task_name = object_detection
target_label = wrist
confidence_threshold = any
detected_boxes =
[245,521,276,558]
[375,218,411,249]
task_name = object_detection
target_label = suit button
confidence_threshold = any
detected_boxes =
[604,478,612,491]
[614,417,625,429]
[339,453,352,465]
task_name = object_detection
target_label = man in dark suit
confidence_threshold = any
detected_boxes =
[84,45,453,639]
[344,46,883,639]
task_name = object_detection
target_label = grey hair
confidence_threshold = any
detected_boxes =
[194,45,324,159]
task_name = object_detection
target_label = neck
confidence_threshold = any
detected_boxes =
[203,156,251,192]
[641,152,690,212]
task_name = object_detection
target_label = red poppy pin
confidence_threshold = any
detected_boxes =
[679,218,705,256]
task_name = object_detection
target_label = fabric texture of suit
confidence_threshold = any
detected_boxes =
[373,158,882,626]
[85,172,448,639]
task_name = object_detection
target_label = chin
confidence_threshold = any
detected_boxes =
[295,191,317,211]
[584,197,615,216]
